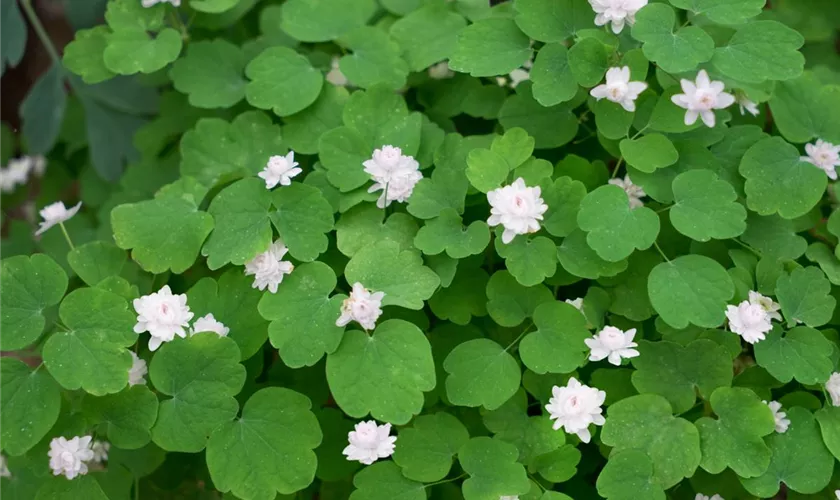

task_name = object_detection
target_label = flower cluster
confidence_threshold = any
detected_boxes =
[363,146,423,208]
[133,286,230,351]
[725,290,780,344]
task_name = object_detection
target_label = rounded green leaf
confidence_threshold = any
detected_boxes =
[631,3,714,73]
[577,185,660,262]
[270,183,335,262]
[670,169,747,242]
[1,358,61,456]
[67,241,129,287]
[84,385,159,449]
[103,28,182,75]
[567,36,610,87]
[1,254,67,350]
[618,134,679,173]
[283,85,349,155]
[429,266,489,325]
[444,338,521,411]
[326,319,435,424]
[207,388,322,499]
[280,0,377,42]
[466,149,511,193]
[775,266,836,327]
[449,18,531,77]
[62,26,115,84]
[513,0,592,43]
[669,0,765,25]
[596,449,665,500]
[245,47,324,117]
[458,437,531,500]
[530,43,577,107]
[769,73,840,144]
[711,21,804,83]
[486,270,553,327]
[349,461,425,500]
[414,209,490,259]
[389,5,467,72]
[519,301,589,374]
[35,476,108,500]
[815,406,840,461]
[336,204,418,257]
[499,85,579,149]
[541,176,586,238]
[754,326,833,385]
[392,412,469,482]
[558,229,629,279]
[169,39,246,109]
[648,255,734,329]
[190,0,240,13]
[338,27,408,90]
[495,235,557,286]
[258,262,345,368]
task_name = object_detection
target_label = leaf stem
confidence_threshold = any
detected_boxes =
[731,238,762,257]
[652,241,670,262]
[424,472,467,488]
[610,157,624,179]
[59,222,75,250]
[504,321,533,353]
[655,205,673,214]
[19,0,63,68]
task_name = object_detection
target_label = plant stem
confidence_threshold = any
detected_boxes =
[504,321,533,352]
[610,157,624,179]
[424,472,467,488]
[731,238,762,257]
[20,0,63,67]
[652,241,670,262]
[59,222,75,250]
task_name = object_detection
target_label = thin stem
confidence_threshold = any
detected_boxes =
[134,477,140,500]
[528,474,547,492]
[424,472,467,488]
[20,0,63,67]
[59,222,75,250]
[33,362,44,374]
[610,157,624,179]
[652,241,670,262]
[655,205,673,214]
[504,321,533,353]
[731,238,762,257]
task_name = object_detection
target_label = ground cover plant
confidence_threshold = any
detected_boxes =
[2,0,840,498]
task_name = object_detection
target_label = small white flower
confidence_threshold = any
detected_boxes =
[589,0,648,34]
[608,174,646,209]
[128,352,148,386]
[364,146,423,208]
[736,94,759,117]
[133,285,194,352]
[748,291,782,322]
[725,300,771,344]
[34,201,82,236]
[826,372,840,407]
[590,66,648,112]
[259,152,301,189]
[0,454,10,478]
[0,155,44,192]
[91,441,110,463]
[565,298,584,311]
[326,56,348,87]
[487,178,549,244]
[801,139,840,181]
[545,377,606,443]
[428,61,455,80]
[508,68,530,88]
[763,401,790,433]
[191,313,230,337]
[142,0,181,7]
[671,70,735,128]
[695,495,724,500]
[336,283,385,331]
[835,490,840,500]
[48,436,95,480]
[585,326,640,366]
[342,420,397,465]
[30,155,46,177]
[245,240,294,294]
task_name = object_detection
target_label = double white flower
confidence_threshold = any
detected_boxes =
[128,352,148,386]
[245,240,294,293]
[364,146,423,208]
[487,178,548,244]
[545,378,606,443]
[35,201,82,236]
[336,283,385,331]
[671,70,735,128]
[826,372,840,407]
[342,420,396,465]
[801,139,840,181]
[725,290,780,345]
[608,174,646,209]
[48,436,95,480]
[259,152,302,189]
[191,313,230,338]
[590,66,648,112]
[588,0,648,33]
[133,285,194,351]
[764,401,790,433]
[585,326,640,366]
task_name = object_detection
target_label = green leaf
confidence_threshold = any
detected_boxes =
[326,320,435,424]
[670,169,747,242]
[577,185,660,262]
[415,209,490,259]
[514,0,591,43]
[668,0,765,24]
[190,0,240,13]
[67,241,129,287]
[805,242,840,285]
[344,240,440,309]
[599,250,660,322]
[740,407,833,496]
[258,262,344,368]
[407,166,469,219]
[618,134,679,173]
[567,37,610,87]
[648,255,734,329]
[465,149,511,193]
[815,406,840,461]
[492,127,536,169]
[180,111,284,186]
[775,266,836,327]
[596,450,665,500]
[392,412,469,482]
[283,85,349,155]
[207,388,321,499]
[740,137,826,219]
[35,476,108,500]
[694,387,775,477]
[754,326,833,385]
[42,287,135,395]
[495,235,557,286]
[631,3,714,73]
[711,21,804,83]
[631,340,732,414]
[486,270,553,327]
[541,176,586,238]
[105,0,165,31]
[20,64,66,155]
[111,196,214,274]
[338,27,408,90]
[444,339,521,411]
[336,204,418,257]
[429,266,489,325]
[280,0,377,42]
[169,39,246,109]
[2,0,27,73]
[349,462,425,500]
[150,334,246,452]
[269,183,335,261]
[519,301,589,374]
[1,254,68,350]
[85,386,159,449]
[245,47,324,116]
[740,213,807,260]
[769,73,840,144]
[187,269,269,361]
[103,28,182,75]
[499,84,579,149]
[459,437,531,500]
[558,229,629,279]
[449,18,531,77]
[601,394,701,488]
[0,358,60,456]
[389,5,467,72]
[530,43,577,107]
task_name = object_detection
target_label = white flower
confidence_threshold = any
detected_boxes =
[725,300,771,344]
[191,313,230,337]
[128,352,148,386]
[142,0,181,7]
[695,495,724,500]
[748,291,781,321]
[428,61,454,80]
[326,56,348,87]
[91,441,110,463]
[801,139,840,181]
[336,283,385,331]
[737,95,759,117]
[487,178,548,244]
[671,70,735,128]
[34,201,82,236]
[133,285,194,352]
[30,155,46,176]
[508,68,530,88]
[259,152,301,189]
[342,420,397,465]
[608,174,646,209]
[826,372,840,407]
[585,326,640,366]
[0,155,44,192]
[565,298,584,311]
[590,66,648,112]
[763,401,790,433]
[835,490,840,500]
[589,0,648,33]
[245,240,294,294]
[545,377,606,443]
[0,454,10,478]
[48,436,95,480]
[363,146,423,208]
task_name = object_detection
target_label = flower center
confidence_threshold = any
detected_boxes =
[600,330,626,350]
[695,90,716,110]
[60,451,74,464]
[607,82,627,101]
[563,395,582,414]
